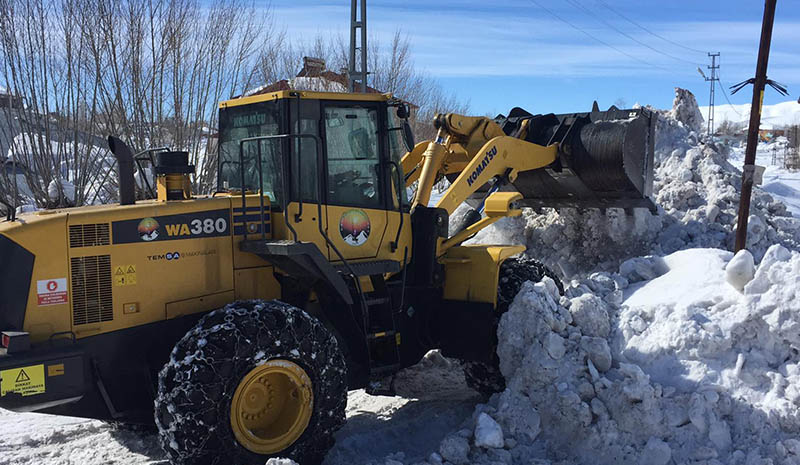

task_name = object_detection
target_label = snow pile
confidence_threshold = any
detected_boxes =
[290,76,348,93]
[420,246,800,465]
[522,88,800,277]
[47,178,76,206]
[670,87,705,134]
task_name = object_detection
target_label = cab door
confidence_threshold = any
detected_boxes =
[321,102,389,261]
[285,100,329,257]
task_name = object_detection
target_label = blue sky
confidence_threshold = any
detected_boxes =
[270,0,799,116]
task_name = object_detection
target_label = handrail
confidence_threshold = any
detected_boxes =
[238,135,304,242]
[388,160,404,252]
[238,133,328,243]
[133,146,170,199]
[292,92,303,223]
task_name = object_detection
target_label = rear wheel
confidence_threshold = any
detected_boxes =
[155,300,347,465]
[462,256,563,396]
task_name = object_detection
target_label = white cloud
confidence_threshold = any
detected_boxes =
[269,3,800,83]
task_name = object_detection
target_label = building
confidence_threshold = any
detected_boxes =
[758,124,785,142]
[0,89,23,110]
[245,57,417,116]
[248,57,383,96]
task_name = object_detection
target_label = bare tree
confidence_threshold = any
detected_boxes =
[0,6,466,210]
[0,0,278,208]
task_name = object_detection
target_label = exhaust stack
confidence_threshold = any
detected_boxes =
[107,136,136,206]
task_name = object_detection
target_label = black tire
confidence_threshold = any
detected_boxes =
[155,300,347,465]
[462,256,563,396]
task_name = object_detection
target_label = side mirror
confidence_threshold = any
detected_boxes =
[396,103,410,119]
[402,120,415,152]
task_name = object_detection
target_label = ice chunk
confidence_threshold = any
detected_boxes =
[474,413,504,449]
[640,437,671,465]
[544,332,566,360]
[569,294,610,338]
[581,336,612,372]
[619,256,668,283]
[439,435,470,464]
[725,249,755,292]
[265,459,299,465]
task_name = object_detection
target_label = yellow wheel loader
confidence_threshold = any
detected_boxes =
[0,90,654,464]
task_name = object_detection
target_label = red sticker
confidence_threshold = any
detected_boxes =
[37,278,68,306]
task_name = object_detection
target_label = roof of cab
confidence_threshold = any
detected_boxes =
[219,90,392,109]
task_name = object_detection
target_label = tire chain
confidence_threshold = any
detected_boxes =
[155,300,347,465]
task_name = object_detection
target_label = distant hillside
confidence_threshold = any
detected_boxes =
[700,100,800,129]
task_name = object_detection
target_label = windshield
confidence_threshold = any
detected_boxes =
[218,100,284,204]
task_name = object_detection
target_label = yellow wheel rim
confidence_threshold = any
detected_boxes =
[230,359,314,455]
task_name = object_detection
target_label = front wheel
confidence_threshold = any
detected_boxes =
[155,300,347,465]
[462,256,563,396]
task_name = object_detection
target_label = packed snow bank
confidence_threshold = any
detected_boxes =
[517,88,800,277]
[418,246,800,465]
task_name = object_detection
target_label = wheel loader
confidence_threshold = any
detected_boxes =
[0,90,655,464]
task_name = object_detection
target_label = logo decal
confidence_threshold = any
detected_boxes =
[112,210,230,244]
[466,145,498,187]
[138,217,160,241]
[147,250,217,261]
[339,209,371,246]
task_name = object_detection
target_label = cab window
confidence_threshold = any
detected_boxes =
[218,101,284,204]
[324,105,382,209]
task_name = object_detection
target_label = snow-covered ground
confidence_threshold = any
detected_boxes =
[0,354,478,465]
[2,89,800,465]
[731,139,800,216]
[700,100,800,129]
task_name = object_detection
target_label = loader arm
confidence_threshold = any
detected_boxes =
[406,113,542,213]
[402,113,557,256]
[402,104,656,253]
[433,137,557,214]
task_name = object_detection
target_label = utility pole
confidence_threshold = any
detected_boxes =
[348,0,368,93]
[704,53,720,137]
[735,0,777,253]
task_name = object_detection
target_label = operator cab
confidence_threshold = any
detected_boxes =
[218,91,410,211]
[216,91,412,260]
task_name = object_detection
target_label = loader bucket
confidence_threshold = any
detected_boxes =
[495,104,657,212]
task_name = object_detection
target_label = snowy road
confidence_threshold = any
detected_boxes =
[731,140,800,216]
[0,354,477,465]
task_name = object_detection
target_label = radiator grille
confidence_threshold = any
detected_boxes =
[71,255,113,325]
[69,223,110,248]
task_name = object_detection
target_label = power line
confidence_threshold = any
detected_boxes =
[594,0,708,55]
[565,0,702,67]
[526,0,672,72]
[716,69,743,116]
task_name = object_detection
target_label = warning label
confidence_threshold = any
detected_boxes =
[1,365,46,397]
[36,278,68,306]
[113,264,137,287]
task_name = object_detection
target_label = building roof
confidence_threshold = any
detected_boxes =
[249,57,383,96]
